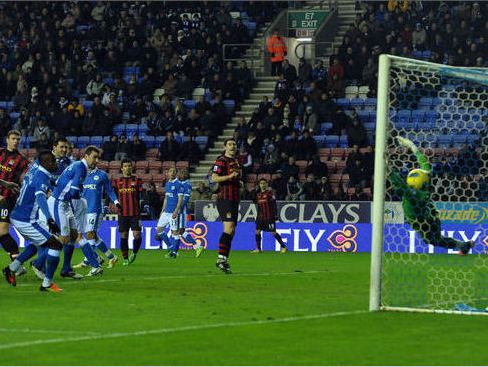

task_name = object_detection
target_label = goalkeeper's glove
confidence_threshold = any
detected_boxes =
[396,136,418,153]
[47,218,60,235]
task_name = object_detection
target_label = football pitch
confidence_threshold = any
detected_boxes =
[1,250,487,365]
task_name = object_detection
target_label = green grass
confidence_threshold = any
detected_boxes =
[1,250,488,365]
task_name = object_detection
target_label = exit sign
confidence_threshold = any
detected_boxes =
[288,10,328,37]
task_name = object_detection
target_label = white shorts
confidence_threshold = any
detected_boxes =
[157,212,179,231]
[179,209,187,229]
[71,198,87,233]
[11,219,51,247]
[85,212,103,233]
[40,197,75,237]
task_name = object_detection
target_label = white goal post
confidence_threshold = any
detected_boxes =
[370,54,488,315]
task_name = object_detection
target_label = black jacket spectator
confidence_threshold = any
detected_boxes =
[159,132,181,161]
[102,136,118,161]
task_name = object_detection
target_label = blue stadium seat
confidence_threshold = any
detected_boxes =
[195,136,208,146]
[126,124,138,135]
[336,98,350,109]
[397,109,411,123]
[357,111,369,123]
[123,66,140,75]
[418,97,432,109]
[413,50,422,59]
[138,123,149,134]
[6,101,13,110]
[364,122,375,132]
[438,135,452,147]
[143,136,156,148]
[350,98,365,108]
[183,100,197,109]
[0,101,8,109]
[452,135,467,147]
[313,135,326,146]
[9,112,19,120]
[222,100,235,113]
[112,124,125,135]
[421,50,431,60]
[339,135,348,147]
[77,136,90,148]
[320,122,333,134]
[363,98,376,111]
[122,112,130,121]
[466,134,479,145]
[103,136,111,143]
[83,100,94,110]
[155,136,166,146]
[90,136,103,146]
[425,111,439,123]
[66,136,77,144]
[325,135,339,148]
[432,97,442,106]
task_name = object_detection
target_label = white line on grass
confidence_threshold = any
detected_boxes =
[15,270,329,287]
[0,310,368,350]
[0,328,101,336]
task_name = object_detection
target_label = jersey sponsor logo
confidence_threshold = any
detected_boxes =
[179,222,208,249]
[83,184,97,190]
[0,164,13,172]
[119,187,136,193]
[94,175,99,181]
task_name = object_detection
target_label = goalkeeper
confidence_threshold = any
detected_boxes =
[390,137,473,255]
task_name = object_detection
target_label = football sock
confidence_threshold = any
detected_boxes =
[120,237,129,259]
[43,249,60,287]
[273,233,286,248]
[61,242,75,273]
[160,232,172,250]
[133,237,142,254]
[33,246,47,272]
[182,232,196,246]
[255,234,262,251]
[13,243,38,268]
[218,232,232,258]
[0,234,19,260]
[81,238,100,268]
[172,235,180,254]
[96,239,114,259]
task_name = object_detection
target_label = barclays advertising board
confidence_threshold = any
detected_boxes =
[195,201,371,223]
[12,220,488,255]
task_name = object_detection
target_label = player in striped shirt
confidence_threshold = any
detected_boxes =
[253,178,287,253]
[0,130,30,273]
[112,159,143,265]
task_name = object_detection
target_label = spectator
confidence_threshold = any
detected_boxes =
[301,173,320,200]
[102,135,118,161]
[261,144,279,174]
[190,181,212,212]
[305,154,328,178]
[131,134,147,161]
[282,59,297,83]
[36,132,51,152]
[281,155,300,179]
[0,109,12,137]
[180,134,202,164]
[347,118,368,147]
[271,170,288,200]
[303,106,319,134]
[86,73,105,98]
[319,176,332,200]
[32,118,51,144]
[159,131,181,161]
[266,29,287,76]
[238,145,253,178]
[285,175,302,201]
[346,155,368,189]
[115,135,132,161]
[298,58,312,83]
[141,182,162,220]
[412,22,427,51]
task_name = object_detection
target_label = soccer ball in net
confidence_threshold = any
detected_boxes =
[406,169,430,190]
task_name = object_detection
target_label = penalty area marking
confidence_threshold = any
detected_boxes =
[15,270,330,287]
[0,310,368,350]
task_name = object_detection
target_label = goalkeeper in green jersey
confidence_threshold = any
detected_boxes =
[390,137,473,255]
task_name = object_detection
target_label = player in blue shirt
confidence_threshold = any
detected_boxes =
[155,167,184,258]
[2,151,65,292]
[172,168,204,257]
[31,136,74,278]
[74,168,120,269]
[45,146,102,278]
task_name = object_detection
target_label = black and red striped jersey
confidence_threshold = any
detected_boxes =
[213,155,241,201]
[254,189,277,221]
[0,148,29,200]
[112,176,143,217]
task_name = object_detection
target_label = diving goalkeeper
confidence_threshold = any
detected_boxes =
[390,137,473,255]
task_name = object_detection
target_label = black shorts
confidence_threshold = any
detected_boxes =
[216,199,239,222]
[256,219,276,232]
[118,216,142,233]
[0,197,15,223]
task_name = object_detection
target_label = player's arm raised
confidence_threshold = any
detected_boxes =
[397,136,431,172]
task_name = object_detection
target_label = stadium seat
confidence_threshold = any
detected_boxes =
[339,135,348,147]
[350,98,365,108]
[325,135,339,148]
[183,100,197,109]
[176,161,189,170]
[126,124,138,135]
[108,161,121,171]
[363,98,376,111]
[162,161,175,172]
[139,173,153,182]
[313,135,326,147]
[257,173,271,182]
[155,136,165,146]
[90,136,103,146]
[98,161,109,171]
[83,100,94,110]
[345,85,358,99]
[149,161,162,173]
[329,174,342,184]
[330,148,344,161]
[247,174,257,183]
[364,122,375,132]
[325,161,336,173]
[336,98,350,109]
[77,136,90,148]
[336,160,346,173]
[146,149,159,160]
[135,161,149,173]
[358,85,370,99]
[113,124,125,135]
[320,122,333,134]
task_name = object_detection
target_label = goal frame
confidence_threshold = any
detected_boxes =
[369,54,488,315]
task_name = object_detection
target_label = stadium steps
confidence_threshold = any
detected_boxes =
[188,22,274,185]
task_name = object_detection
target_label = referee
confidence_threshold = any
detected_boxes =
[211,138,241,274]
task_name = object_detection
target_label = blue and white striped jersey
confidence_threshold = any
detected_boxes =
[82,168,118,214]
[52,159,88,202]
[11,164,53,222]
[164,179,183,213]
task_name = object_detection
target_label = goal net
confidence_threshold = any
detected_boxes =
[370,55,488,314]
